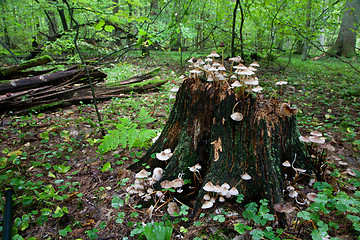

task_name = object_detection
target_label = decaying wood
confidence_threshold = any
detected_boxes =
[0,67,105,95]
[0,56,53,80]
[0,66,164,114]
[129,77,313,217]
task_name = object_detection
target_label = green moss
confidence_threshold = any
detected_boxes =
[27,101,64,112]
[19,55,53,69]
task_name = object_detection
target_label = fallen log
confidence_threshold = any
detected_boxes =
[0,66,106,95]
[0,56,53,80]
[0,67,165,114]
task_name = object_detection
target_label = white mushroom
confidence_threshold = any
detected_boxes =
[231,112,243,122]
[241,172,252,180]
[201,201,214,209]
[152,167,163,181]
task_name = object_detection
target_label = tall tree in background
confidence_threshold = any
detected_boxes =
[329,0,360,57]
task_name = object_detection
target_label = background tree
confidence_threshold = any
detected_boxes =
[329,0,360,57]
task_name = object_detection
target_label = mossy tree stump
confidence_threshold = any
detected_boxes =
[129,76,312,215]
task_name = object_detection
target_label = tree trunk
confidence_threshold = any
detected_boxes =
[301,0,312,61]
[130,77,312,215]
[231,0,240,57]
[328,0,360,57]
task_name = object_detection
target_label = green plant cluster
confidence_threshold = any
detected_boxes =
[98,107,158,154]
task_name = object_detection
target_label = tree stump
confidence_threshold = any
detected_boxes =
[129,76,312,216]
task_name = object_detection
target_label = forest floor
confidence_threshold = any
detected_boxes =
[0,52,359,240]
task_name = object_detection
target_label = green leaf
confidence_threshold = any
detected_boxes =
[95,19,105,31]
[234,223,252,234]
[310,229,323,240]
[297,211,311,220]
[102,162,112,172]
[104,25,115,32]
[138,29,147,36]
[111,196,124,209]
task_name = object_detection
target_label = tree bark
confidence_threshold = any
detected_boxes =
[328,0,360,57]
[130,77,312,215]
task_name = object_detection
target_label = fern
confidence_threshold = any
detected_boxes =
[98,108,158,154]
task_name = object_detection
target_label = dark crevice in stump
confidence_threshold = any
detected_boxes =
[129,77,313,217]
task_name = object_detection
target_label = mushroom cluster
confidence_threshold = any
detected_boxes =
[156,148,173,162]
[201,181,240,209]
[126,168,164,202]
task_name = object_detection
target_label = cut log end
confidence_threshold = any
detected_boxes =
[129,77,312,216]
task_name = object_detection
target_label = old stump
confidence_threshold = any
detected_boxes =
[129,76,312,216]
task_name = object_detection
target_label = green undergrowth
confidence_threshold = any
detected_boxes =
[1,53,360,239]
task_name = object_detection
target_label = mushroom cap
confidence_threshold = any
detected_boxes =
[167,202,179,216]
[221,183,231,190]
[203,194,211,200]
[201,200,214,209]
[212,61,221,67]
[289,190,298,198]
[252,86,263,93]
[170,86,179,92]
[135,169,150,179]
[205,57,213,62]
[169,93,176,99]
[190,68,202,75]
[310,130,322,137]
[214,184,223,193]
[219,196,225,202]
[233,64,247,70]
[229,187,239,196]
[229,56,242,63]
[248,66,257,72]
[309,136,325,144]
[279,103,298,117]
[160,180,173,189]
[171,178,184,188]
[197,58,205,65]
[231,80,242,88]
[250,61,260,67]
[238,68,255,76]
[195,163,202,170]
[338,161,348,166]
[207,77,214,82]
[241,172,252,180]
[276,81,288,86]
[299,136,311,143]
[208,66,218,72]
[156,151,171,161]
[231,112,243,121]
[218,64,226,71]
[244,78,259,86]
[207,51,220,58]
[203,63,211,70]
[203,181,215,192]
[282,160,291,167]
[152,167,163,181]
[346,168,356,176]
[307,193,317,202]
[274,202,295,213]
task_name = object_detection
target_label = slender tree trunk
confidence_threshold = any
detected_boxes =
[0,0,10,46]
[301,0,312,61]
[231,0,240,57]
[328,0,360,57]
[57,8,68,31]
